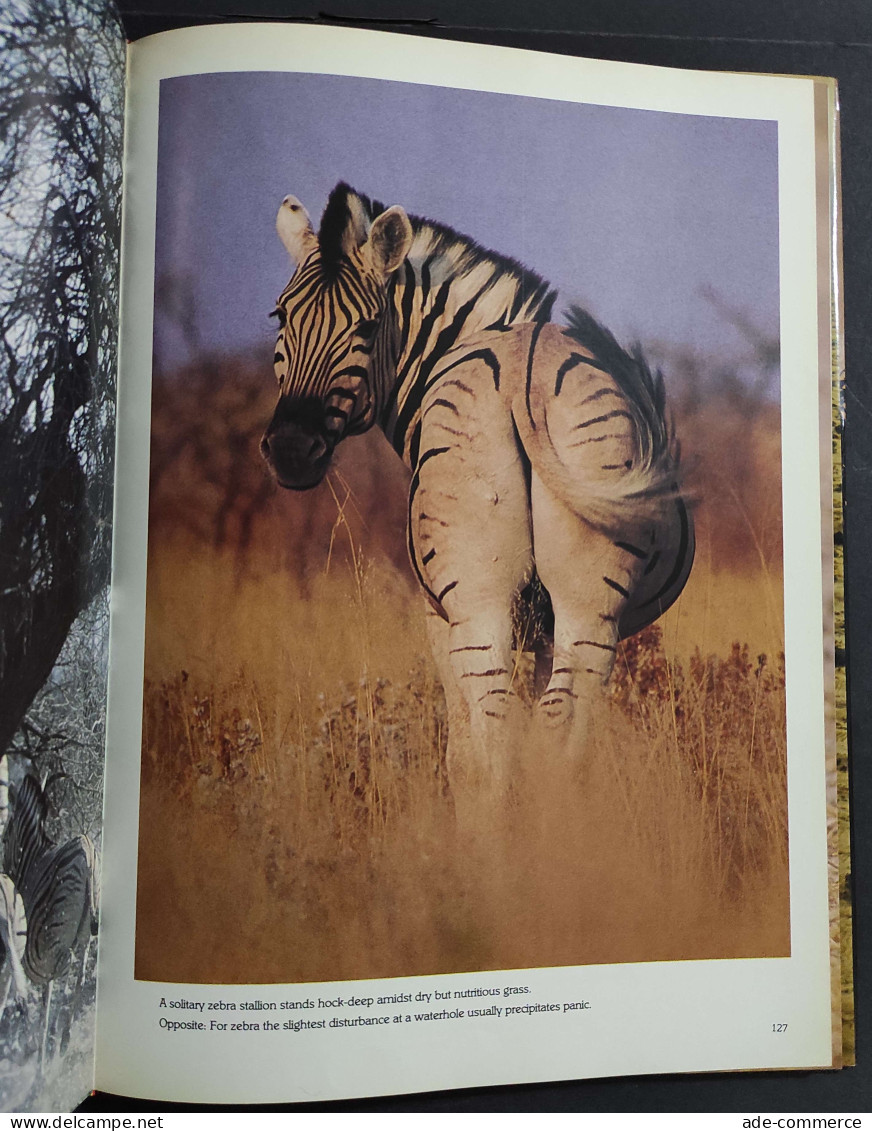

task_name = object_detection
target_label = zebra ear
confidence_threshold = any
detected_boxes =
[276,195,317,263]
[364,206,413,278]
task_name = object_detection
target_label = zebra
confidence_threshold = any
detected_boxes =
[261,183,693,794]
[3,772,99,1067]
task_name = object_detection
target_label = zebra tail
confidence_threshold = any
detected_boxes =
[516,305,684,537]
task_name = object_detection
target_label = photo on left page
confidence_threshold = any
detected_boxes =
[0,0,124,1113]
[135,69,789,987]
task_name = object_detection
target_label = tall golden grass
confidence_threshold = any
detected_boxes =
[135,353,789,984]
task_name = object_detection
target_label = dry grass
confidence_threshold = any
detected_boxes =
[135,543,788,984]
[135,353,789,984]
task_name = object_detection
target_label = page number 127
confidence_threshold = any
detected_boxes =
[772,1023,789,1033]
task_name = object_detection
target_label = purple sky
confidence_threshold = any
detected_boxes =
[153,71,779,383]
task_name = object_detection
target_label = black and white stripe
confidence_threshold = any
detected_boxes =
[3,772,99,1064]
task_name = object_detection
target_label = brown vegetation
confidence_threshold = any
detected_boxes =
[135,349,788,984]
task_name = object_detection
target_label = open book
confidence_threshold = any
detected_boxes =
[0,0,851,1111]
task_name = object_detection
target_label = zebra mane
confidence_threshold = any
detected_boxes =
[318,183,384,275]
[317,183,557,324]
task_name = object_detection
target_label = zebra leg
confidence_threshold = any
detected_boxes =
[426,585,527,794]
[532,638,554,700]
[424,606,470,794]
[0,968,11,1025]
[443,602,524,792]
[60,936,91,1056]
[411,368,534,794]
[530,472,644,750]
[427,593,520,808]
[40,980,52,1072]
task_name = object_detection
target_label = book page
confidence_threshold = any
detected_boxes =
[0,0,125,1113]
[98,24,838,1104]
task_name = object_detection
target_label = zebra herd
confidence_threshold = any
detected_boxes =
[262,183,693,799]
[0,756,99,1071]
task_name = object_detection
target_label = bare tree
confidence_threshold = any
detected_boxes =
[0,0,124,758]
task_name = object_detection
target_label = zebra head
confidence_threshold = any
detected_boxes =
[261,184,413,490]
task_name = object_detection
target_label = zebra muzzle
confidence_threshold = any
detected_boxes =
[261,421,333,490]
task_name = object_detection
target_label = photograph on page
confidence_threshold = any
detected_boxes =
[135,69,789,986]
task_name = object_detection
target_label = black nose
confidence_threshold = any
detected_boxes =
[262,419,332,490]
[262,423,327,464]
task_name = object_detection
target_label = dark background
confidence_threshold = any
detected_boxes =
[92,0,871,1113]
